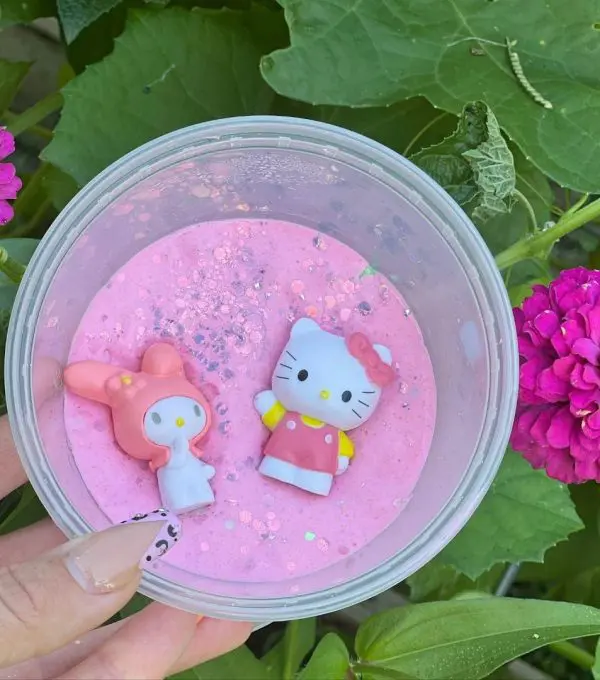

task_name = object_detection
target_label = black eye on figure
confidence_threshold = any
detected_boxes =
[341,390,352,403]
[193,404,202,417]
[297,369,308,382]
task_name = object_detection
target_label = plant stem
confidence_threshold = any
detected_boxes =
[513,189,538,233]
[2,111,53,141]
[549,641,595,670]
[0,247,26,283]
[495,197,600,271]
[5,92,63,138]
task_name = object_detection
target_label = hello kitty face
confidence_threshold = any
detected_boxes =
[144,396,208,446]
[272,318,393,431]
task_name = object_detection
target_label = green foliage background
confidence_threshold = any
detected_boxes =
[2,0,600,677]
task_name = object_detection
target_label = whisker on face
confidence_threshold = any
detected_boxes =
[352,409,363,419]
[279,363,293,370]
[276,375,290,380]
[358,400,370,408]
[362,390,375,394]
[286,350,297,361]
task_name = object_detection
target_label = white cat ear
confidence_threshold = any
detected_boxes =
[374,343,392,365]
[290,317,321,337]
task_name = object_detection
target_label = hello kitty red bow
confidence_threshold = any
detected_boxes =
[347,333,395,388]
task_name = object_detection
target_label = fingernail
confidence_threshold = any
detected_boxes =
[63,509,181,594]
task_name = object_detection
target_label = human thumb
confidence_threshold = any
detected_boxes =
[0,509,180,669]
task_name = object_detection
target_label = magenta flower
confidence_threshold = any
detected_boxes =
[511,267,600,483]
[0,129,22,226]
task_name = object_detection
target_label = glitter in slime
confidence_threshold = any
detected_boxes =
[65,218,436,585]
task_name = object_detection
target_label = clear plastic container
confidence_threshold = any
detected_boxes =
[5,116,518,621]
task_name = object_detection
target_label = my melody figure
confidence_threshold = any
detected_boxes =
[255,318,395,496]
[64,343,216,515]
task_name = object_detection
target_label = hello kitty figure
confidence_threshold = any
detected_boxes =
[64,343,216,515]
[255,318,395,496]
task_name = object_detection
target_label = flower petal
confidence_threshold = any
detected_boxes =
[537,366,569,402]
[0,175,22,200]
[0,130,15,161]
[534,310,560,338]
[0,200,13,226]
[546,406,575,448]
[572,338,600,365]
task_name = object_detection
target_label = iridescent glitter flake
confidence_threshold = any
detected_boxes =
[357,301,372,316]
[224,519,236,530]
[239,509,252,524]
[304,531,316,542]
[317,538,329,553]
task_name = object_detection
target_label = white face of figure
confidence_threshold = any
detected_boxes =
[272,318,392,431]
[143,396,207,446]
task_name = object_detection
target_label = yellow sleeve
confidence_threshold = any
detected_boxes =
[263,401,286,431]
[338,432,354,459]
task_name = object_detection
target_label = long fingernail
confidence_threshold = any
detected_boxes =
[63,509,181,594]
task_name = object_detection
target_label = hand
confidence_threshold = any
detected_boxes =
[0,416,252,680]
[335,455,350,476]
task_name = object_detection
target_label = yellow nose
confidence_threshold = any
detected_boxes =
[319,390,330,400]
[175,417,185,428]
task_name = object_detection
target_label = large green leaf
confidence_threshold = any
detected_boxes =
[43,7,275,185]
[262,619,316,679]
[57,0,123,42]
[411,101,515,225]
[297,634,350,680]
[0,60,31,115]
[437,449,583,579]
[261,0,600,192]
[274,96,457,158]
[355,598,600,680]
[0,0,55,26]
[521,484,600,584]
[407,560,503,603]
[169,645,272,680]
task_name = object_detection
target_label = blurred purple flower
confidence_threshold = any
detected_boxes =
[511,267,600,483]
[0,128,22,227]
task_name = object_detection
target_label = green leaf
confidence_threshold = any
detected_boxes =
[43,6,275,186]
[355,598,600,680]
[66,2,128,72]
[298,634,350,680]
[169,645,271,680]
[594,638,600,680]
[411,102,515,226]
[0,484,47,534]
[479,144,552,257]
[407,560,503,603]
[0,239,40,311]
[437,449,583,579]
[0,0,55,26]
[42,164,79,211]
[119,593,152,618]
[263,618,316,678]
[261,0,600,193]
[0,60,31,115]
[520,484,600,584]
[274,96,457,158]
[57,0,123,42]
